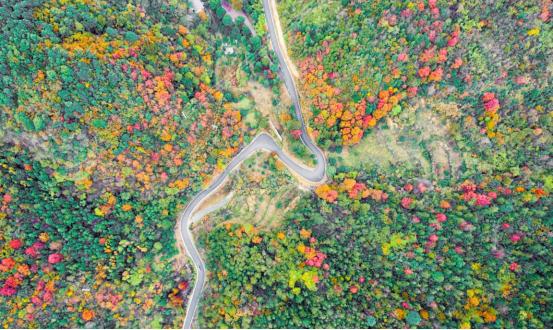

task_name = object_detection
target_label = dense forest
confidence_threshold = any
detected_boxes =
[0,0,280,327]
[200,173,551,328]
[1,0,551,328]
[197,0,552,328]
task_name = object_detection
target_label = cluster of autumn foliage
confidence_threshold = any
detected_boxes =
[480,92,501,138]
[284,0,467,145]
[280,0,550,150]
[315,178,388,203]
[0,231,62,320]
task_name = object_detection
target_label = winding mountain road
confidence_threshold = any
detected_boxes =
[179,0,326,328]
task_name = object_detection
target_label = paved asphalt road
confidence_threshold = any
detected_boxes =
[180,0,326,328]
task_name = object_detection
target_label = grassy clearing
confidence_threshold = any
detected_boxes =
[331,101,462,181]
[193,151,303,232]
